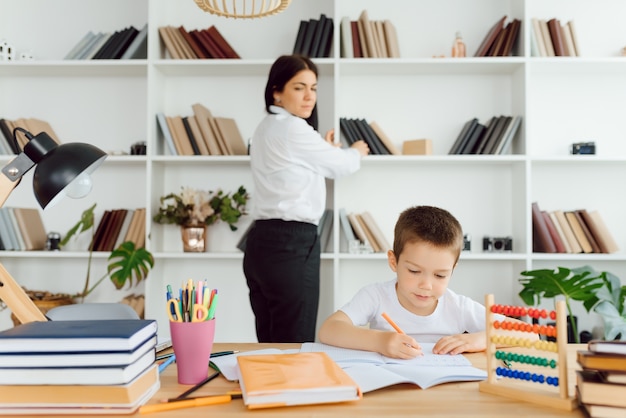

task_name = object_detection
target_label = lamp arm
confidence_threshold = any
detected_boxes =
[0,173,48,324]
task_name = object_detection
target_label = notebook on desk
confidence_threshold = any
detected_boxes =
[300,342,487,392]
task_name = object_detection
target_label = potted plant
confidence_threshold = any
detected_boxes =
[153,186,249,252]
[518,265,626,342]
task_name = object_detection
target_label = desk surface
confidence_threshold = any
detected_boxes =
[6,343,586,418]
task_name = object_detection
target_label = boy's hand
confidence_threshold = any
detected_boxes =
[432,332,486,355]
[378,332,423,359]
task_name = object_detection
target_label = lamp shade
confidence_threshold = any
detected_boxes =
[31,141,107,209]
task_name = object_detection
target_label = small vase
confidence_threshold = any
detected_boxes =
[180,224,207,252]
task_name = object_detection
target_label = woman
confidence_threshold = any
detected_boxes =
[243,55,369,343]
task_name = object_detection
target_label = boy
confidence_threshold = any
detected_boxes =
[319,205,531,358]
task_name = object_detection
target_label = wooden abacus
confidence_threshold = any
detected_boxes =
[478,294,577,411]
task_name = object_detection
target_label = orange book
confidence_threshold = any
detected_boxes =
[236,352,361,409]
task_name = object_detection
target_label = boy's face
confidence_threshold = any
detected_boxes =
[387,241,457,316]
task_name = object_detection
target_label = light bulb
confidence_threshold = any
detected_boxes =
[65,172,93,199]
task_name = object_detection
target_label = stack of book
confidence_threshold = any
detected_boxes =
[0,319,159,414]
[0,117,60,155]
[156,103,247,156]
[576,340,626,417]
[448,115,522,155]
[530,17,580,57]
[292,13,334,58]
[158,25,239,59]
[532,202,619,254]
[64,24,148,60]
[0,207,47,251]
[90,208,147,252]
[474,15,522,57]
[339,10,399,58]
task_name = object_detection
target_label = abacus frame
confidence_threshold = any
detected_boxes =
[478,294,577,411]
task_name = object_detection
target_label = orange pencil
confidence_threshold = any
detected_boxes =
[381,312,406,334]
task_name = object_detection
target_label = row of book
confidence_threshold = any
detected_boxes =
[0,319,159,414]
[158,25,240,60]
[448,115,522,155]
[90,208,147,252]
[64,24,148,60]
[576,340,626,417]
[156,104,247,156]
[0,208,47,251]
[532,202,618,254]
[339,208,390,254]
[0,117,60,155]
[293,13,334,58]
[474,16,521,57]
[340,10,400,58]
[339,117,397,155]
[531,18,580,57]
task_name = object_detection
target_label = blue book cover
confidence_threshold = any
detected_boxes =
[0,319,157,353]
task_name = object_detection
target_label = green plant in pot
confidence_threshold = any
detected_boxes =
[518,265,626,342]
[60,203,154,302]
[153,185,249,231]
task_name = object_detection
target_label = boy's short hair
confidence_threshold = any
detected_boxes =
[393,206,463,262]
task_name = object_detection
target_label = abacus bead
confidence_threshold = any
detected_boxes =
[549,310,556,320]
[540,309,547,318]
[549,359,557,368]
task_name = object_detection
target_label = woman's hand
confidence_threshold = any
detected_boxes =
[324,129,340,147]
[351,140,370,156]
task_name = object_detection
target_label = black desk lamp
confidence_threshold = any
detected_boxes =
[0,127,107,324]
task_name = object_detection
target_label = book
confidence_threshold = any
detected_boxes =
[191,103,222,155]
[355,213,380,252]
[338,207,357,252]
[499,18,521,56]
[309,14,327,58]
[206,25,240,58]
[531,202,557,253]
[576,369,626,408]
[579,399,626,418]
[158,26,181,59]
[374,20,387,57]
[548,211,572,253]
[0,363,159,411]
[561,21,577,57]
[91,28,122,59]
[574,210,602,253]
[300,18,319,57]
[214,117,247,155]
[588,340,626,356]
[169,115,195,155]
[474,15,507,57]
[318,208,333,253]
[577,350,626,372]
[64,31,96,60]
[487,22,509,56]
[318,15,334,58]
[91,209,112,251]
[369,121,400,155]
[358,10,377,58]
[156,112,178,155]
[0,319,157,353]
[565,211,593,253]
[168,26,196,59]
[383,19,400,58]
[5,208,24,250]
[190,29,222,58]
[293,20,308,55]
[109,26,140,59]
[121,23,148,59]
[539,19,555,56]
[542,210,566,253]
[567,20,581,56]
[347,212,372,248]
[0,208,16,250]
[339,17,353,58]
[482,115,512,154]
[182,116,202,155]
[360,211,391,252]
[459,122,486,154]
[82,32,111,60]
[547,18,566,56]
[531,18,548,57]
[301,342,487,392]
[236,352,362,409]
[554,209,583,253]
[0,348,155,385]
[492,115,521,155]
[581,210,619,254]
[178,25,208,59]
[13,207,47,250]
[448,118,478,155]
[351,20,363,58]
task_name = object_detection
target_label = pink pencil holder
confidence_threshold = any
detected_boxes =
[169,319,216,384]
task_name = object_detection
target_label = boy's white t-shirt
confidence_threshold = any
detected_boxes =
[339,278,504,343]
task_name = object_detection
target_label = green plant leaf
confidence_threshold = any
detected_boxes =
[59,203,97,247]
[107,241,155,290]
[595,301,626,340]
[518,266,604,308]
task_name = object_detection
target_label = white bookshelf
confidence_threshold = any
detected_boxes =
[1,0,625,341]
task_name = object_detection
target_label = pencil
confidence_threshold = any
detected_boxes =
[139,394,232,414]
[382,312,406,334]
[158,354,176,373]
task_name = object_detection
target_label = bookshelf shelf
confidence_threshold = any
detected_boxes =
[1,0,625,342]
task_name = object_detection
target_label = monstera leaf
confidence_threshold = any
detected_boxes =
[108,241,155,290]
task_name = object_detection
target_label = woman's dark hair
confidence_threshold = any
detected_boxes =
[264,54,318,130]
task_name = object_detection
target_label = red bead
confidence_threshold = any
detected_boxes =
[549,311,556,320]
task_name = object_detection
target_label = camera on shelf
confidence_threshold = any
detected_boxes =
[462,234,471,251]
[482,236,513,252]
[570,141,595,155]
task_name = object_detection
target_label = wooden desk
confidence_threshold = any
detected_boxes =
[4,343,585,417]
